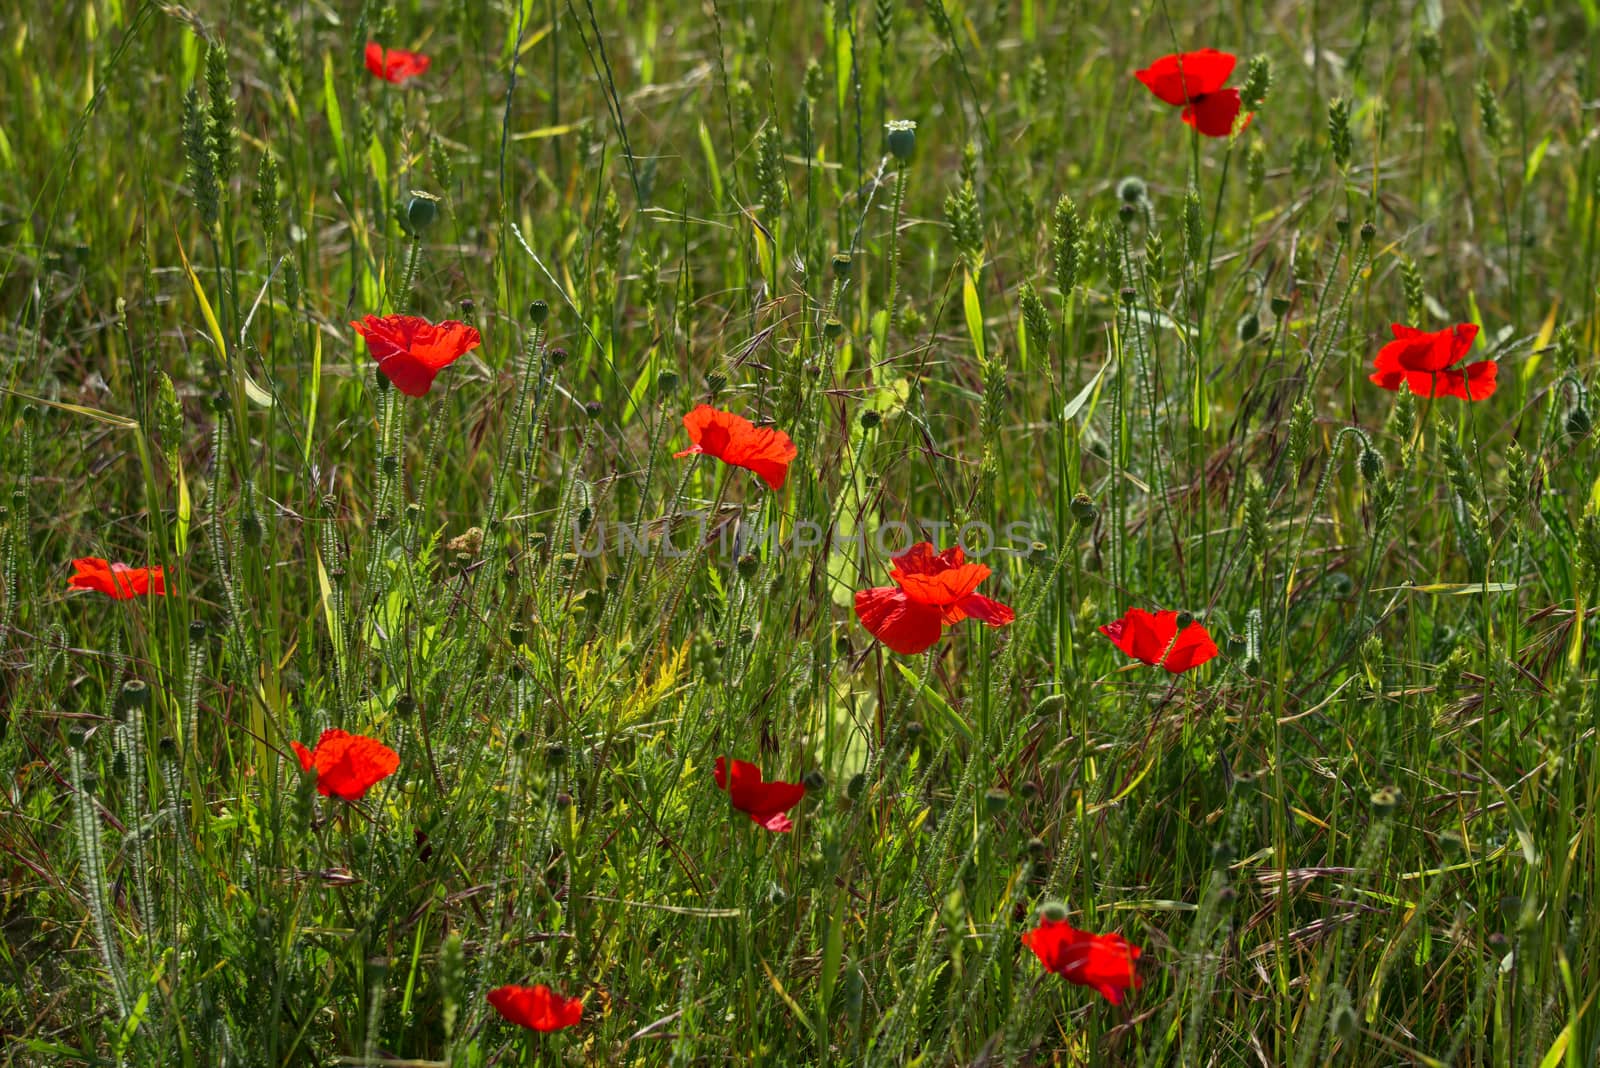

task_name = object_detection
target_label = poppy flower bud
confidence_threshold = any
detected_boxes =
[121,679,150,710]
[1070,492,1098,526]
[549,347,568,367]
[737,625,753,645]
[555,791,573,809]
[1116,176,1147,204]
[1117,202,1137,226]
[1244,657,1261,675]
[527,299,549,326]
[984,788,1010,814]
[158,736,177,757]
[885,119,917,162]
[801,768,826,792]
[1370,784,1402,813]
[1358,447,1384,484]
[584,401,603,420]
[381,454,400,476]
[1038,900,1069,923]
[241,510,264,546]
[860,409,881,430]
[736,553,761,580]
[1175,610,1194,630]
[1566,405,1591,439]
[1033,692,1065,718]
[404,190,441,233]
[832,253,853,280]
[824,318,844,341]
[1224,633,1247,658]
[112,750,128,778]
[1270,294,1291,317]
[459,298,476,316]
[846,772,867,799]
[1330,992,1358,1042]
[1236,312,1260,343]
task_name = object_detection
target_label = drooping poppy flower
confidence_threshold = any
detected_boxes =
[1368,323,1496,400]
[67,557,166,599]
[1134,49,1250,138]
[854,542,1015,656]
[487,984,583,1032]
[1022,917,1143,1005]
[351,314,482,397]
[289,729,399,801]
[713,757,806,833]
[673,405,797,490]
[365,41,431,84]
[1099,608,1217,674]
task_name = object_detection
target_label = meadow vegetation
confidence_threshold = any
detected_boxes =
[2,0,1599,1064]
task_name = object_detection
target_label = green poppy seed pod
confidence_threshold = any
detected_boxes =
[549,347,568,367]
[737,625,753,646]
[527,299,549,326]
[1117,202,1137,226]
[508,623,526,646]
[1176,610,1194,630]
[1018,780,1039,801]
[545,743,567,767]
[121,679,150,710]
[1270,294,1292,318]
[1370,784,1402,813]
[1225,633,1247,658]
[459,298,476,316]
[706,372,727,396]
[80,771,99,793]
[984,788,1010,814]
[189,619,207,642]
[21,402,39,425]
[1244,656,1261,675]
[1119,286,1136,306]
[832,253,853,280]
[1359,447,1384,484]
[374,515,394,535]
[1566,405,1591,439]
[657,370,679,394]
[395,693,417,718]
[885,119,917,162]
[1236,312,1260,343]
[210,391,230,414]
[1039,900,1069,923]
[511,731,531,752]
[824,318,844,341]
[860,409,881,430]
[1026,836,1047,857]
[380,454,400,477]
[584,400,603,420]
[1116,176,1147,204]
[1359,220,1376,243]
[801,768,826,792]
[1027,541,1051,568]
[1070,492,1099,526]
[736,553,761,581]
[68,729,87,748]
[903,720,925,745]
[768,881,789,906]
[1335,217,1351,237]
[404,191,441,233]
[846,772,867,800]
[158,736,177,757]
[712,638,727,658]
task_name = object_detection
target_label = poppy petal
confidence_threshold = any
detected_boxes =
[1181,89,1245,138]
[854,586,945,655]
[1161,622,1219,674]
[949,593,1016,628]
[1100,608,1177,666]
[1134,49,1236,105]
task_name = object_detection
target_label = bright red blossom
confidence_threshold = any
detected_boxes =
[854,542,1015,655]
[1369,323,1496,400]
[1022,917,1144,1005]
[365,41,431,83]
[290,729,399,801]
[487,984,583,1032]
[67,557,165,599]
[351,314,481,397]
[1134,49,1250,138]
[1099,608,1218,674]
[713,757,806,833]
[673,405,797,490]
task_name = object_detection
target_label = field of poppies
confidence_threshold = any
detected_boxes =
[3,0,1599,1065]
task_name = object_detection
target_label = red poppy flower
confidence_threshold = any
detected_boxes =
[673,405,798,490]
[1099,608,1217,674]
[351,314,482,397]
[1369,323,1496,400]
[713,757,806,833]
[365,41,431,84]
[1134,49,1250,138]
[487,984,583,1032]
[289,729,399,801]
[1022,917,1143,1005]
[67,557,166,599]
[854,542,1016,656]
